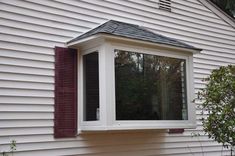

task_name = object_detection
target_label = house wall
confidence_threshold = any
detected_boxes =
[0,0,235,155]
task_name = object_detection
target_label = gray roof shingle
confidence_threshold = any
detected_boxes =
[68,20,200,50]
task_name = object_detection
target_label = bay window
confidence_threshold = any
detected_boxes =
[75,39,196,131]
[66,20,200,131]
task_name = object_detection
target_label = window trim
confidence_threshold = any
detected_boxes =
[109,43,195,129]
[79,47,103,128]
[78,40,196,131]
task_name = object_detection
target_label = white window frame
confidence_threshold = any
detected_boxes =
[78,39,196,132]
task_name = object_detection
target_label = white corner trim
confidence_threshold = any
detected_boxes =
[199,0,235,29]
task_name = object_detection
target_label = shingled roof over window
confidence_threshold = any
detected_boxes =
[68,20,201,51]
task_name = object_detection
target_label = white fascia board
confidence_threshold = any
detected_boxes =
[102,34,201,54]
[67,34,201,54]
[66,34,103,47]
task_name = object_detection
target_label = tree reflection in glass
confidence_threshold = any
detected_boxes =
[115,49,187,120]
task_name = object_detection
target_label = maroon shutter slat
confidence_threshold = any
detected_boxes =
[168,129,184,134]
[54,47,77,138]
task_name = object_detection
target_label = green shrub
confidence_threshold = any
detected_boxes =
[198,65,235,149]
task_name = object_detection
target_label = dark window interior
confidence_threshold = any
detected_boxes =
[83,52,99,121]
[115,50,187,120]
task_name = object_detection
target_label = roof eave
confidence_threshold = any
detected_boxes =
[67,34,102,47]
[67,34,202,54]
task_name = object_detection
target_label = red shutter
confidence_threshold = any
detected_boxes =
[54,47,77,138]
[168,129,184,134]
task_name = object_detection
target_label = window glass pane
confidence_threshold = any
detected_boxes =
[83,52,99,121]
[115,50,187,120]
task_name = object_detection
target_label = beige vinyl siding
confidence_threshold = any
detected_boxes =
[0,0,235,155]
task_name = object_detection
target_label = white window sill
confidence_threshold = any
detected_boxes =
[79,121,196,131]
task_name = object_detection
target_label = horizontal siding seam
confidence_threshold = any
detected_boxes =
[0,17,82,34]
[0,55,54,64]
[0,4,93,30]
[1,0,101,26]
[0,79,53,85]
[0,95,54,98]
[0,86,53,91]
[0,39,58,49]
[0,24,73,39]
[0,32,66,45]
